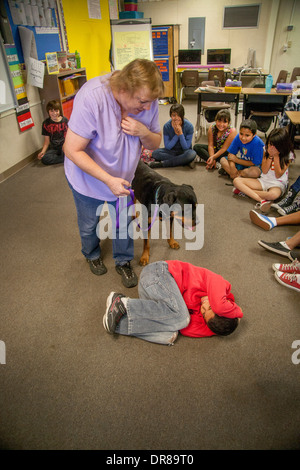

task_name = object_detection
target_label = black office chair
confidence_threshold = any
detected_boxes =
[179,70,199,103]
[247,85,282,138]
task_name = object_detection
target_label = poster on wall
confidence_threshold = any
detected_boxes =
[110,19,153,70]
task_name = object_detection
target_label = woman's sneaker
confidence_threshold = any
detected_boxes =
[115,261,138,288]
[274,271,300,292]
[272,260,300,274]
[87,257,107,275]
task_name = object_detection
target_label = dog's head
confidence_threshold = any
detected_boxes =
[162,184,198,229]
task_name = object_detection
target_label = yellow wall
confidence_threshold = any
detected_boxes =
[61,0,112,80]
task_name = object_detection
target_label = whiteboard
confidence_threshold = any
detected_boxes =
[0,38,17,113]
[110,19,153,70]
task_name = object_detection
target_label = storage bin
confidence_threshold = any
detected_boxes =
[119,11,144,18]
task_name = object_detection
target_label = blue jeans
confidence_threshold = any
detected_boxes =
[67,179,134,264]
[116,261,190,345]
[291,176,300,194]
[152,148,196,167]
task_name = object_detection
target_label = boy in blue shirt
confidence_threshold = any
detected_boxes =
[219,119,264,179]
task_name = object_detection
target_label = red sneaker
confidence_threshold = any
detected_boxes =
[274,271,300,292]
[272,260,300,274]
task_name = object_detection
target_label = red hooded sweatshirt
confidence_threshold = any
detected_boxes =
[167,261,243,338]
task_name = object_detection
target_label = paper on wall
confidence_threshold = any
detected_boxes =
[18,26,38,62]
[26,57,44,88]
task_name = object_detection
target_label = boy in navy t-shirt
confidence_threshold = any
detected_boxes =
[219,119,264,179]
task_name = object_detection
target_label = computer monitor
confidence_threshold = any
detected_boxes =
[178,49,201,65]
[207,49,231,66]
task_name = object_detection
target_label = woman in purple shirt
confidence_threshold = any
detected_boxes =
[64,59,164,288]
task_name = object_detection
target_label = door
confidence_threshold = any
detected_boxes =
[188,17,205,52]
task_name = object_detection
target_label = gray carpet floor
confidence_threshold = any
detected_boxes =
[0,98,299,450]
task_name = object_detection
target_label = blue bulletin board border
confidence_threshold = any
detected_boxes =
[4,0,62,64]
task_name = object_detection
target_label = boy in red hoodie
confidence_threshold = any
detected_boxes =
[103,261,243,345]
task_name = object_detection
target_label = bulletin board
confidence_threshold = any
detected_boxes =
[4,0,62,64]
[110,18,153,70]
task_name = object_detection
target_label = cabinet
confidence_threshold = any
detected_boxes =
[39,68,87,120]
[152,25,180,100]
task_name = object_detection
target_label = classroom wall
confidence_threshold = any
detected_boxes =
[61,0,112,80]
[1,0,299,180]
[138,0,299,81]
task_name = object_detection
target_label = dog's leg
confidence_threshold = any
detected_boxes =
[167,216,180,250]
[139,218,151,266]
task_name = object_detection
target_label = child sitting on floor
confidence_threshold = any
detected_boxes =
[193,109,236,170]
[38,100,68,165]
[233,128,292,212]
[219,119,264,179]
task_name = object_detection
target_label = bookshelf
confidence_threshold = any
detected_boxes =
[39,68,87,120]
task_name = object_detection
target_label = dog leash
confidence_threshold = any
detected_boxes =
[116,187,160,231]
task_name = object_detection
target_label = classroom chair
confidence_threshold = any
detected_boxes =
[290,67,300,83]
[199,80,231,134]
[275,70,288,84]
[208,69,225,86]
[179,70,200,104]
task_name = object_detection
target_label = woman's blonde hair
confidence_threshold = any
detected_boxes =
[110,59,164,100]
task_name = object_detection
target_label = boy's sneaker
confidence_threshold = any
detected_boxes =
[115,261,138,288]
[87,257,107,275]
[249,210,276,230]
[103,292,127,334]
[274,271,300,293]
[149,161,163,169]
[272,260,300,274]
[254,200,272,213]
[271,189,296,212]
[232,188,246,197]
[218,167,227,176]
[277,196,300,216]
[258,240,298,261]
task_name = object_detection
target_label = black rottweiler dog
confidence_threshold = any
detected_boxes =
[131,161,198,266]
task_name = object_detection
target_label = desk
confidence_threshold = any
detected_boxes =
[175,66,231,102]
[286,111,300,144]
[194,87,240,141]
[242,88,291,119]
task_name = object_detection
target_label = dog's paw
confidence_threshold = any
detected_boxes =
[139,256,149,266]
[169,240,180,250]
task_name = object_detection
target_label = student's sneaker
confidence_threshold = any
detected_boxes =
[271,188,297,212]
[232,188,246,197]
[188,158,196,169]
[215,161,222,170]
[115,261,138,288]
[103,292,127,334]
[249,210,277,230]
[274,271,300,292]
[218,167,227,176]
[272,260,300,274]
[87,257,107,275]
[254,200,272,213]
[149,161,163,169]
[258,240,298,260]
[277,196,300,216]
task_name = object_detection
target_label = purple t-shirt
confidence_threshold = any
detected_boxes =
[64,74,161,201]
